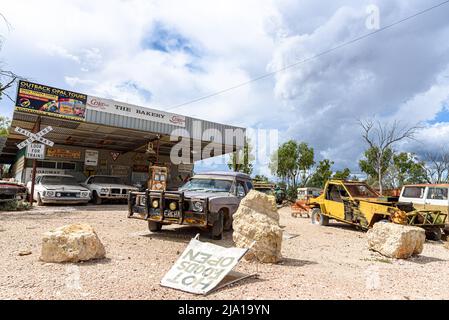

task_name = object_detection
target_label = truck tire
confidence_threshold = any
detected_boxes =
[311,208,329,226]
[37,193,43,206]
[148,221,162,232]
[211,211,224,240]
[223,210,233,231]
[92,191,102,205]
[425,227,442,241]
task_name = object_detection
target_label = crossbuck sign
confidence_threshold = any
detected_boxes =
[15,126,54,150]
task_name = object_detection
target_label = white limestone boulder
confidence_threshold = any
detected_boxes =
[367,222,425,259]
[40,223,106,263]
[232,190,283,263]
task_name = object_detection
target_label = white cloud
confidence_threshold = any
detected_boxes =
[1,0,449,175]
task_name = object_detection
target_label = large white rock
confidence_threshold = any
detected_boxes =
[40,224,106,263]
[367,222,425,259]
[233,190,283,263]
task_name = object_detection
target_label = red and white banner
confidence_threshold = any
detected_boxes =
[86,96,186,127]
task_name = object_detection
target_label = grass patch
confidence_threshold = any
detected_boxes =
[0,200,31,211]
[361,257,393,264]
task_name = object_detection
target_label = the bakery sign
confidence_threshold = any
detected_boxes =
[86,96,186,127]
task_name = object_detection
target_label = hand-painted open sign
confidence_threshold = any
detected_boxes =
[160,236,253,295]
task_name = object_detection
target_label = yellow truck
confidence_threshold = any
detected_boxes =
[308,180,447,240]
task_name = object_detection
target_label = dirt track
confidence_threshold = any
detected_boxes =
[1,205,448,300]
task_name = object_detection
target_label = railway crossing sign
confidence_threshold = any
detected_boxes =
[15,126,54,150]
[25,143,45,160]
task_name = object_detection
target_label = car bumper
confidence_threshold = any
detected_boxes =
[41,197,90,204]
[99,194,128,199]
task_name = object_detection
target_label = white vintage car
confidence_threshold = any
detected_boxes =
[27,174,91,205]
[82,175,138,204]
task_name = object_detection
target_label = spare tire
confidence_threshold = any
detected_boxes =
[311,208,329,226]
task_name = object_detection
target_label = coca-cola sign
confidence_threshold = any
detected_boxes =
[86,97,109,110]
[86,95,186,127]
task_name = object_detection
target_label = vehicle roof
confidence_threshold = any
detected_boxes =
[403,184,449,188]
[329,180,366,185]
[194,171,252,179]
[37,174,75,178]
[88,175,121,178]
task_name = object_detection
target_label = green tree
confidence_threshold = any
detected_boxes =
[359,146,393,188]
[0,116,10,136]
[269,140,315,188]
[386,152,428,188]
[359,119,418,194]
[228,137,254,175]
[308,159,333,188]
[333,168,351,180]
[297,142,315,186]
[253,174,269,182]
[269,140,298,187]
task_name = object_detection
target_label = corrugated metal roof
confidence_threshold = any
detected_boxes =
[85,109,245,139]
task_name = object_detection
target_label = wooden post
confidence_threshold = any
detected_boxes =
[28,117,41,205]
[155,135,160,164]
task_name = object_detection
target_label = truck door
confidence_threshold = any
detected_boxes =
[400,186,426,210]
[425,187,449,214]
[324,183,345,220]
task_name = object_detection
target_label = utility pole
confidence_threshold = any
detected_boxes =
[29,116,41,205]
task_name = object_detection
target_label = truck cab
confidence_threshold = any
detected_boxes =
[128,171,253,240]
[309,180,447,240]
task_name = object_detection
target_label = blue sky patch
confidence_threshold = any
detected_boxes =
[429,102,449,124]
[118,81,152,101]
[142,22,198,56]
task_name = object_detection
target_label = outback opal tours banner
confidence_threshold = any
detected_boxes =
[86,95,186,127]
[15,80,87,121]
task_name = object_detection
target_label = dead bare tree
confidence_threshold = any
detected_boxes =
[359,119,420,195]
[0,13,22,103]
[423,150,449,183]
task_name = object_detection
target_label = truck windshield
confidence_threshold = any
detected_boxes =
[91,176,124,184]
[41,176,79,185]
[344,184,378,198]
[180,178,232,192]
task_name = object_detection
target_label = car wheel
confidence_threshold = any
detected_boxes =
[311,208,329,226]
[92,191,102,205]
[223,210,233,231]
[425,227,442,241]
[37,193,43,206]
[148,221,162,232]
[211,211,224,240]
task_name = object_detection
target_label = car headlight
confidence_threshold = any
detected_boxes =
[81,191,89,198]
[46,191,55,197]
[169,201,177,211]
[100,188,109,193]
[192,201,204,212]
[152,199,159,208]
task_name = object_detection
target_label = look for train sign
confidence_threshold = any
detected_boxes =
[26,143,45,160]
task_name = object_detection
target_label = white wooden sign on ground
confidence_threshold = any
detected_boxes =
[160,235,251,295]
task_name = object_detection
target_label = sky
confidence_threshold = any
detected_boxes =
[1,0,449,177]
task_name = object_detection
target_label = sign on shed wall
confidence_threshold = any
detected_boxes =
[84,150,99,166]
[86,95,186,127]
[15,80,87,121]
